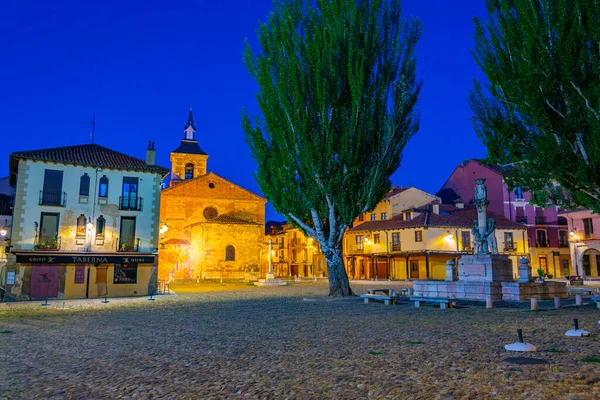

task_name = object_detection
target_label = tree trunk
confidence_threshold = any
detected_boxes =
[322,242,353,297]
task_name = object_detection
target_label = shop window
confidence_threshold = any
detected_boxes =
[114,263,138,284]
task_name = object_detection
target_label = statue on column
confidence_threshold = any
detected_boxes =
[471,178,498,255]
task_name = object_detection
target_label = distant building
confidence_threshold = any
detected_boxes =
[265,222,327,278]
[438,159,570,278]
[2,143,168,301]
[158,109,266,281]
[345,201,527,280]
[559,209,600,278]
[0,177,13,266]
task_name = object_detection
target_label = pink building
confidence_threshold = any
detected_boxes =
[438,160,571,277]
[560,209,600,279]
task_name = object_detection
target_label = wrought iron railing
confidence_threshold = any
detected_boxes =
[536,241,548,248]
[535,216,547,225]
[391,243,401,251]
[35,236,61,250]
[119,196,143,211]
[558,240,569,248]
[39,191,66,207]
[116,237,140,252]
[516,216,528,224]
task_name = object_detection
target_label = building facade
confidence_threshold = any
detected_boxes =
[345,201,528,280]
[1,143,168,301]
[159,110,266,281]
[265,222,327,278]
[438,159,570,277]
[0,177,14,275]
[560,209,600,278]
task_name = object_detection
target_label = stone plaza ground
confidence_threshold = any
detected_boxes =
[0,281,599,399]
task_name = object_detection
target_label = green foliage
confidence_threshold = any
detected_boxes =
[581,356,600,363]
[470,0,600,212]
[368,351,384,355]
[242,0,421,245]
[403,340,424,345]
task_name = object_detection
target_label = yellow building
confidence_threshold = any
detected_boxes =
[265,222,327,278]
[345,201,528,280]
[159,110,266,281]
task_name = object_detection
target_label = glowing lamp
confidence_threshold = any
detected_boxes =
[569,230,575,237]
[86,221,94,231]
[0,228,6,237]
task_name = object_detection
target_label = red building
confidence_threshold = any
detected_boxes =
[438,160,571,277]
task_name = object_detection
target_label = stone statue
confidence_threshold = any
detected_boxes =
[472,221,484,254]
[486,218,498,254]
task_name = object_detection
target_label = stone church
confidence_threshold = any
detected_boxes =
[158,109,266,281]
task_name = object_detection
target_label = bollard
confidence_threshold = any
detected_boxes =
[486,296,493,309]
[517,329,524,343]
[575,294,582,306]
[566,317,591,337]
[41,298,50,307]
[574,318,579,330]
[554,296,561,309]
[101,296,109,303]
[530,297,539,311]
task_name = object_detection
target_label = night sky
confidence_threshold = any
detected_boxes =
[1,0,489,221]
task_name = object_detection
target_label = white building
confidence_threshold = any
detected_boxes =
[2,142,169,301]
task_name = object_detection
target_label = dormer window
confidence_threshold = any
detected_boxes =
[185,163,194,180]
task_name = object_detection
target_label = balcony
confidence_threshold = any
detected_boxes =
[348,245,364,254]
[119,196,143,211]
[462,245,472,252]
[35,236,61,251]
[391,243,401,251]
[116,237,140,252]
[503,245,515,252]
[536,241,548,248]
[39,191,66,207]
[517,216,528,224]
[291,239,297,246]
[535,216,547,225]
[558,240,569,248]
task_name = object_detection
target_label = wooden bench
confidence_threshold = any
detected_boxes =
[360,294,396,305]
[410,296,455,309]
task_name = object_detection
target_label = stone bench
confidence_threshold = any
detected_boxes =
[366,288,397,296]
[360,294,396,306]
[410,296,455,309]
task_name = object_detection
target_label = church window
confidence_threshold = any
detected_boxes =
[185,163,194,180]
[203,207,218,220]
[226,245,235,261]
[79,174,90,196]
[208,182,215,189]
[99,176,109,198]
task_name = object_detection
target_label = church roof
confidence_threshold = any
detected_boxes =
[172,140,208,155]
[9,144,169,186]
[184,108,196,131]
[205,214,261,225]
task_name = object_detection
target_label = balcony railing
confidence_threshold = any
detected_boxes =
[116,237,140,252]
[462,245,472,252]
[35,236,61,251]
[119,196,143,211]
[391,243,401,251]
[39,191,66,207]
[291,239,297,246]
[558,240,569,248]
[504,245,515,252]
[535,216,547,225]
[516,216,528,224]
[348,245,364,254]
[536,241,548,248]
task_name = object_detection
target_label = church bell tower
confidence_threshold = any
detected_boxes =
[169,108,209,186]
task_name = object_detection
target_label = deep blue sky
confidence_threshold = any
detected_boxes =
[0,0,489,221]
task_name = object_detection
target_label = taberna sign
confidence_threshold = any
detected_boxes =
[15,254,156,264]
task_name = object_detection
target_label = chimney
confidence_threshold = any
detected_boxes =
[432,200,440,214]
[146,141,156,165]
[454,198,464,209]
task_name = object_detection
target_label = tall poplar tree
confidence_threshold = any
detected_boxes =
[242,0,421,296]
[471,0,600,213]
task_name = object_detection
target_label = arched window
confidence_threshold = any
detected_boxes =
[76,214,87,237]
[226,245,235,261]
[184,163,194,180]
[79,174,90,196]
[99,175,109,198]
[96,215,106,237]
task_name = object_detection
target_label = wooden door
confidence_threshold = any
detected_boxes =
[291,265,299,277]
[30,265,59,298]
[377,260,388,280]
[410,261,419,279]
[96,267,108,296]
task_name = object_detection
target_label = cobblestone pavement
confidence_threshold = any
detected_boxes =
[0,282,599,399]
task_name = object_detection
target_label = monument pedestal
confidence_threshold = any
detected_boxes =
[254,272,287,287]
[501,281,567,301]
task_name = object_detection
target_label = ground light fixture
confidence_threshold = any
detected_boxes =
[444,231,453,242]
